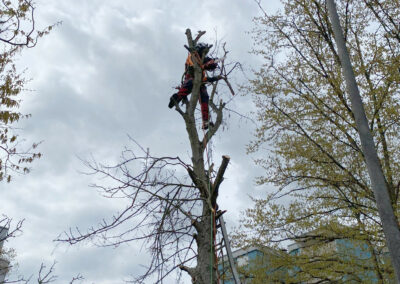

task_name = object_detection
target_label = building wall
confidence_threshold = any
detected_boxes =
[0,227,9,283]
[288,237,381,283]
[219,237,384,283]
[0,258,9,283]
[0,227,7,250]
[218,247,287,283]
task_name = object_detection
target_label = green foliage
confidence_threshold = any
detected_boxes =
[0,0,53,182]
[236,0,400,282]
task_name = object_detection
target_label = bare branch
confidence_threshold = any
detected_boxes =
[58,28,238,284]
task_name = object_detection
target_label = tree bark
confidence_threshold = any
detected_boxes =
[179,29,230,284]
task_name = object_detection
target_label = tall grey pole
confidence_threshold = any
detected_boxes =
[326,0,400,281]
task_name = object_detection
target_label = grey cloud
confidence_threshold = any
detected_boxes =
[1,0,282,282]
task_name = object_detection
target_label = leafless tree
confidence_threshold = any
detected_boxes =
[2,260,84,284]
[56,29,238,284]
[0,216,23,242]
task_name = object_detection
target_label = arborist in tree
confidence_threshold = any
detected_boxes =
[168,42,222,130]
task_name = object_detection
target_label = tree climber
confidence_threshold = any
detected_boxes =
[168,42,222,130]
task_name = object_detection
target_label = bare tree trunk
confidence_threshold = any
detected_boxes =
[327,1,400,282]
[58,28,237,284]
[178,29,233,284]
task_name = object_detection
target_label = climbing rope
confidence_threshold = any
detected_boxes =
[203,121,221,284]
[203,125,213,283]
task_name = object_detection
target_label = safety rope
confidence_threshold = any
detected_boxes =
[203,125,213,283]
[213,204,220,283]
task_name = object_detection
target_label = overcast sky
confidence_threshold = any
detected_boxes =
[1,0,281,283]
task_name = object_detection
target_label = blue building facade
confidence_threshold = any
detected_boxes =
[218,246,287,283]
[288,237,382,283]
[219,233,390,283]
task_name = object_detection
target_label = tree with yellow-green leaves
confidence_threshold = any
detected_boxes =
[234,0,400,282]
[0,1,56,280]
[0,0,54,182]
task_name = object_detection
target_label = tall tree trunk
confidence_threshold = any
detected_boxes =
[192,211,216,283]
[180,29,225,284]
